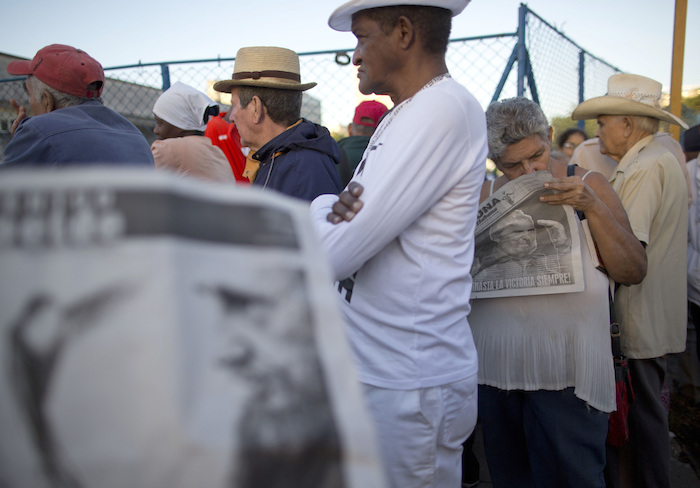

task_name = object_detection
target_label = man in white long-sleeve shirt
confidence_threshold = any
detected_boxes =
[309,1,487,486]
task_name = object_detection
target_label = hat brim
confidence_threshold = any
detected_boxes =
[328,0,470,31]
[213,79,316,93]
[7,59,33,76]
[572,96,688,129]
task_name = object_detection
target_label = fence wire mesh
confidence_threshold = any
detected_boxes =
[522,9,623,131]
[0,5,695,159]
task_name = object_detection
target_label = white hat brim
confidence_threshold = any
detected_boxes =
[572,96,688,129]
[328,0,470,31]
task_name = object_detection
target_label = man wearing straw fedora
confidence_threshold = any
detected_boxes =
[572,73,689,488]
[309,1,487,487]
[213,46,341,201]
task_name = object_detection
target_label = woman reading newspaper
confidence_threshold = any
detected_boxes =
[470,97,647,488]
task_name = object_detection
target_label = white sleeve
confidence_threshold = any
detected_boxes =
[310,91,487,281]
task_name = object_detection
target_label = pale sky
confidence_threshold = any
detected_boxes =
[2,0,698,90]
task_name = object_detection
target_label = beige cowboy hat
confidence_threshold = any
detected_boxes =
[328,0,471,31]
[572,73,688,129]
[213,46,316,93]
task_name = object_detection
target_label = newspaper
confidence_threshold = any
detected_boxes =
[471,171,584,299]
[0,169,387,488]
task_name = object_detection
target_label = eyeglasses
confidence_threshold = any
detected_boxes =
[563,142,578,149]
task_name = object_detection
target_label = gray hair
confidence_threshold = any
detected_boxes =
[485,97,550,162]
[238,85,302,127]
[26,75,102,109]
[630,115,659,135]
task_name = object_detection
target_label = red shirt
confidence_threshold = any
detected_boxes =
[205,112,248,183]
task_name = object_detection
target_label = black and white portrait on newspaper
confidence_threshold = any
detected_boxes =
[471,171,585,299]
[0,169,387,488]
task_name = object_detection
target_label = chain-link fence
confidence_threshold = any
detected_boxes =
[1,5,696,158]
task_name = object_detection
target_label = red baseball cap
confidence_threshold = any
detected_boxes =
[7,44,105,98]
[353,100,389,127]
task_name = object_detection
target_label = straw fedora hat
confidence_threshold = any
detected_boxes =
[572,74,688,129]
[213,46,316,93]
[328,0,471,32]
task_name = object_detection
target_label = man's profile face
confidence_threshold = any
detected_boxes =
[351,13,400,97]
[496,227,537,258]
[227,87,255,149]
[596,115,627,162]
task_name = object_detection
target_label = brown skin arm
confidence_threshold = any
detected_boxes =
[540,168,647,285]
[480,175,511,203]
[479,179,492,204]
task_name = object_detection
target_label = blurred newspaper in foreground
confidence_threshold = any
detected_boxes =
[471,171,585,299]
[0,169,386,488]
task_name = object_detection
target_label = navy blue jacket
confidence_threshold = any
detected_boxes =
[2,101,154,168]
[252,119,341,201]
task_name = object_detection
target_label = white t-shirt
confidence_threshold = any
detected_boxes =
[310,76,487,389]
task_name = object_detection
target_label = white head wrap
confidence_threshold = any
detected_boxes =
[153,81,218,131]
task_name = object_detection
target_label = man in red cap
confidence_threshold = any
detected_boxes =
[2,44,154,168]
[336,100,389,187]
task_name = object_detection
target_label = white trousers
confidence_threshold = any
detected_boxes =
[363,374,478,488]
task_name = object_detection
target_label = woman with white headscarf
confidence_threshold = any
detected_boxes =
[151,82,234,182]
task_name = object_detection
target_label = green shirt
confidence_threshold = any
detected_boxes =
[337,135,371,187]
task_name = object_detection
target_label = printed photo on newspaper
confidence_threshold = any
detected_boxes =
[471,171,584,299]
[0,169,387,488]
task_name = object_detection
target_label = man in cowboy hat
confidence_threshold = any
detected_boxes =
[571,132,692,206]
[572,73,689,488]
[2,44,154,168]
[213,46,341,202]
[309,1,487,486]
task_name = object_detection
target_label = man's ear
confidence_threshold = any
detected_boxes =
[622,116,634,137]
[396,15,415,50]
[547,126,554,145]
[41,90,55,113]
[251,95,265,123]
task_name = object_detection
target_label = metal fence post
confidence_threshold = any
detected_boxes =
[160,64,171,91]
[577,50,586,130]
[517,3,527,97]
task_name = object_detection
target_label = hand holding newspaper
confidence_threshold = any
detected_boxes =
[471,171,585,299]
